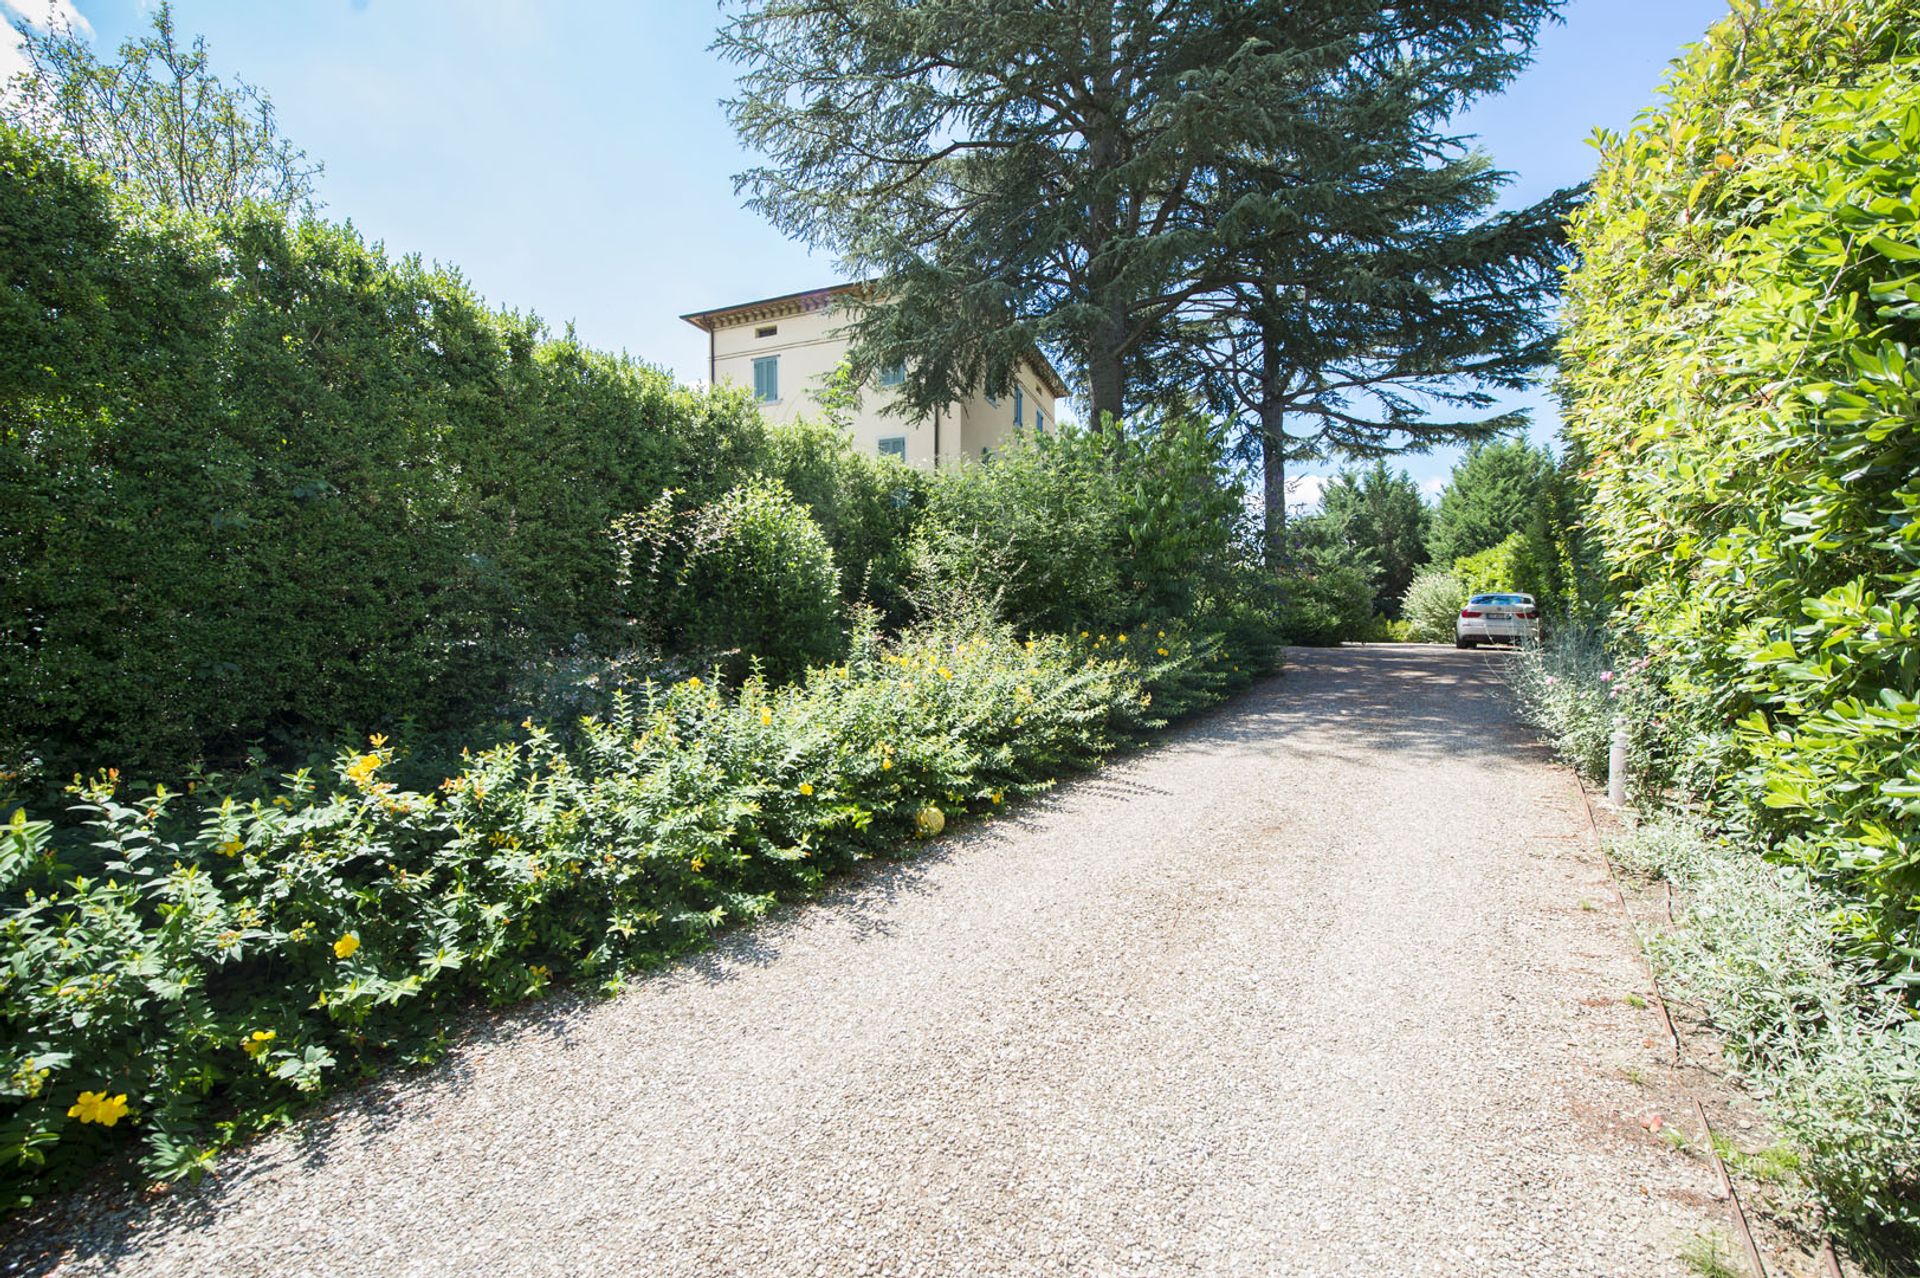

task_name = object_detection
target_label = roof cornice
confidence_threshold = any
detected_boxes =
[680,280,1071,400]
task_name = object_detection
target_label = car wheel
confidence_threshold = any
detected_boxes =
[1455,636,1474,649]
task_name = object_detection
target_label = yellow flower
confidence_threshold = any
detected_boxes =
[216,839,242,857]
[798,782,814,796]
[344,753,382,788]
[686,676,703,690]
[1158,630,1165,638]
[529,964,550,980]
[937,666,953,680]
[1157,647,1169,657]
[881,758,893,771]
[1080,631,1089,639]
[242,1029,277,1059]
[67,1090,130,1127]
[1116,633,1127,644]
[369,733,389,749]
[333,932,361,959]
[760,708,773,726]
[990,791,1003,805]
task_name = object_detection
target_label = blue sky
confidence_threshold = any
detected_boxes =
[5,0,1731,505]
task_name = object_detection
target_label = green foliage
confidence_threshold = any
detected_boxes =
[1401,568,1469,644]
[1507,627,1672,798]
[1425,437,1556,566]
[720,0,1563,428]
[1274,566,1375,648]
[673,480,846,682]
[0,604,1267,1209]
[909,420,1261,638]
[1612,819,1920,1259]
[1559,0,1920,982]
[0,123,767,788]
[1451,531,1550,598]
[760,417,927,621]
[1317,463,1431,617]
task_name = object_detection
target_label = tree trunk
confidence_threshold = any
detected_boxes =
[1260,335,1287,567]
[1085,316,1127,430]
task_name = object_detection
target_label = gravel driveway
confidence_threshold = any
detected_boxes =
[5,645,1722,1277]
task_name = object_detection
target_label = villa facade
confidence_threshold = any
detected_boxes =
[682,284,1067,465]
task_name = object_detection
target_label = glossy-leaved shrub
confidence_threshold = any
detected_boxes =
[1563,0,1920,970]
[1559,0,1920,1246]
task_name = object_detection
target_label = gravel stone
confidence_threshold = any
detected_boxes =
[3,646,1721,1277]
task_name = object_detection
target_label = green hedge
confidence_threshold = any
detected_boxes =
[0,124,768,786]
[1562,1,1920,973]
[1560,0,1920,1247]
[0,610,1265,1207]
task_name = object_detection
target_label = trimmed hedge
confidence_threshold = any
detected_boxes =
[0,124,769,786]
[1560,0,1920,1248]
[1562,0,1920,973]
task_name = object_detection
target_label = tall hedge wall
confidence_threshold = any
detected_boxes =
[1560,0,1920,973]
[0,125,770,781]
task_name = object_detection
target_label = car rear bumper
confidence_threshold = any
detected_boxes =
[1457,618,1542,644]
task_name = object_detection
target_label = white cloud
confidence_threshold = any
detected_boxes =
[1,1,91,87]
[1420,475,1448,501]
[2,1,92,37]
[1284,473,1329,513]
[0,30,27,84]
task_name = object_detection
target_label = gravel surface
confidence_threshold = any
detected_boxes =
[5,645,1722,1277]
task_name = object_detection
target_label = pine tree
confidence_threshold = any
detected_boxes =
[720,1,1424,428]
[1320,463,1431,617]
[1134,0,1573,558]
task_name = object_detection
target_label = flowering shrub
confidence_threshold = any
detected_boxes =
[0,608,1269,1208]
[1505,627,1672,798]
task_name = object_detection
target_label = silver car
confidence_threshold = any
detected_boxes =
[1456,592,1541,648]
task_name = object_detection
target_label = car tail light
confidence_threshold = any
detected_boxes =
[1459,608,1482,618]
[1517,609,1538,619]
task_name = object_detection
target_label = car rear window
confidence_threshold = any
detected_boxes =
[1469,594,1532,606]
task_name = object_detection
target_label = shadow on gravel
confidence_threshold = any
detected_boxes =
[0,643,1546,1277]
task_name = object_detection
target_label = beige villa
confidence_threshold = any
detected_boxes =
[681,283,1067,466]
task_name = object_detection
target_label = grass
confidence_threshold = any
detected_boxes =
[1678,1231,1743,1278]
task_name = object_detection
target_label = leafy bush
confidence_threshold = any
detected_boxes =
[1274,564,1374,647]
[671,480,846,681]
[909,420,1255,636]
[759,417,926,621]
[1560,0,1920,976]
[1452,531,1550,599]
[0,603,1276,1209]
[1401,567,1468,643]
[1612,819,1920,1257]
